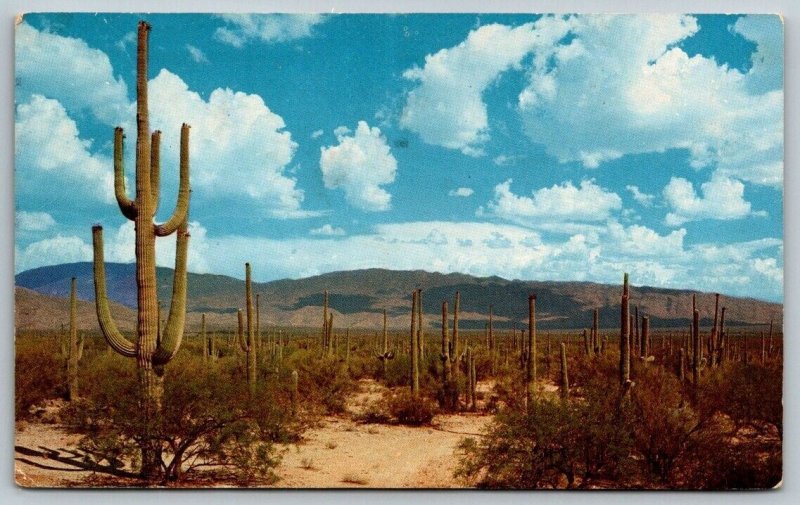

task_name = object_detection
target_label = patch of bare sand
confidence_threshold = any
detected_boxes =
[272,379,491,488]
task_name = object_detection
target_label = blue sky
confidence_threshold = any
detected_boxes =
[14,13,784,301]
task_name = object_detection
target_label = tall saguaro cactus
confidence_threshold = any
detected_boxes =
[66,277,84,401]
[92,20,190,479]
[526,294,537,409]
[237,263,257,391]
[410,290,420,396]
[620,273,631,386]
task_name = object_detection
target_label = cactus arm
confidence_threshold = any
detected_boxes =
[92,225,136,357]
[153,216,190,366]
[150,130,161,214]
[154,124,191,237]
[113,127,137,220]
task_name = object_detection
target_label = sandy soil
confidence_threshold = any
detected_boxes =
[14,379,493,488]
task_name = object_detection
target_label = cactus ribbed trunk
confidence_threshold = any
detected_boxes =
[592,308,599,354]
[410,290,419,397]
[718,307,727,365]
[92,20,190,480]
[417,289,424,361]
[560,342,569,400]
[382,308,389,376]
[692,309,700,384]
[620,273,630,385]
[526,294,537,409]
[322,290,329,351]
[441,300,452,401]
[710,294,720,367]
[641,316,649,358]
[237,264,257,391]
[678,348,685,382]
[452,291,460,372]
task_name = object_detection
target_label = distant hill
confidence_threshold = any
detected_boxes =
[15,263,782,332]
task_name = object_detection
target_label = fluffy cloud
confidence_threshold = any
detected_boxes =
[16,95,116,205]
[15,235,93,273]
[626,185,655,207]
[516,15,782,187]
[320,121,397,211]
[448,187,474,197]
[481,179,622,226]
[214,14,326,46]
[15,220,211,275]
[141,69,306,218]
[400,18,574,156]
[310,224,346,236]
[16,211,56,232]
[17,23,315,218]
[663,174,756,226]
[16,22,129,125]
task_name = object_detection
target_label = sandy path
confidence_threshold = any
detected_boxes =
[14,380,493,488]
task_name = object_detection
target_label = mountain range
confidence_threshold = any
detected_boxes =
[15,262,781,333]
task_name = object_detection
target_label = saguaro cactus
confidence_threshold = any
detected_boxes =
[417,289,424,361]
[692,308,700,384]
[65,277,84,401]
[376,308,394,373]
[620,273,631,386]
[592,308,600,354]
[440,299,454,409]
[410,290,420,396]
[560,342,569,400]
[92,20,190,479]
[237,263,257,391]
[526,294,537,409]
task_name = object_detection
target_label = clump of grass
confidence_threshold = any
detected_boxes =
[341,472,369,485]
[300,458,315,470]
[325,440,338,450]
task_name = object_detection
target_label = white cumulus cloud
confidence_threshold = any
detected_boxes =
[214,14,327,46]
[16,22,129,125]
[400,17,574,156]
[663,173,755,226]
[516,14,782,187]
[16,211,56,232]
[141,69,307,218]
[320,121,397,212]
[482,178,622,227]
[16,95,116,205]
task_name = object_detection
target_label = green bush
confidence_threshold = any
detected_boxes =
[387,390,436,426]
[15,335,67,419]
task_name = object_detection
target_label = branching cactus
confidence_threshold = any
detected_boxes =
[66,277,84,401]
[237,263,257,391]
[91,21,190,479]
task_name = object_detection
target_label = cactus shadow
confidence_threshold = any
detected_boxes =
[15,444,139,479]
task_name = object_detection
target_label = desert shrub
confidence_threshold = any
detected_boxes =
[63,353,293,484]
[15,335,67,419]
[285,349,355,415]
[456,398,584,488]
[383,354,411,388]
[698,362,782,436]
[386,390,437,426]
